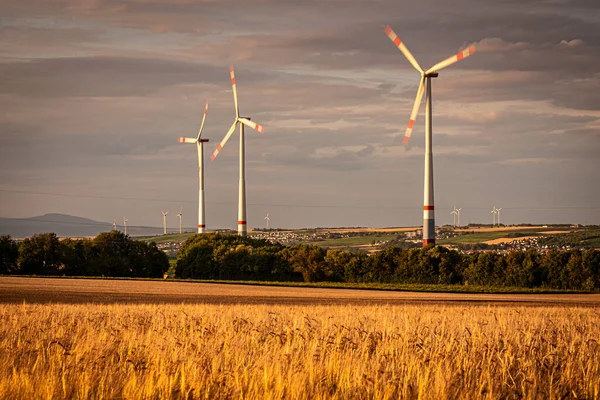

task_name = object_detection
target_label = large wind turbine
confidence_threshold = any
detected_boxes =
[496,207,502,226]
[179,101,209,233]
[211,66,265,237]
[265,213,270,230]
[384,26,476,246]
[491,207,497,227]
[123,217,128,236]
[456,207,462,228]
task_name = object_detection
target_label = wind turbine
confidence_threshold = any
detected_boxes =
[384,26,476,246]
[456,207,462,228]
[211,66,265,237]
[496,207,502,226]
[177,207,183,234]
[123,217,128,236]
[491,207,497,227]
[161,210,169,235]
[178,100,209,233]
[265,213,270,230]
[112,218,117,231]
[450,206,458,227]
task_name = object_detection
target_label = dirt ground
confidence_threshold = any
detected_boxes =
[1,277,598,306]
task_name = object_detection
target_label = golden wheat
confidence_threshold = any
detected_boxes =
[0,303,598,399]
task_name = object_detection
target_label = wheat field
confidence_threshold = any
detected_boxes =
[0,303,599,399]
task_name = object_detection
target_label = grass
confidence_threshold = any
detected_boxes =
[307,234,400,248]
[136,233,195,244]
[1,303,598,399]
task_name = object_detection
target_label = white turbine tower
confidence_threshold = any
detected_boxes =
[161,210,169,235]
[112,218,116,231]
[384,26,476,246]
[450,206,458,227]
[178,100,209,233]
[177,207,183,234]
[123,217,128,236]
[491,207,497,227]
[211,66,265,237]
[456,207,462,228]
[265,213,270,230]
[496,207,502,226]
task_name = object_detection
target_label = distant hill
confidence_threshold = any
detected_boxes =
[0,213,165,238]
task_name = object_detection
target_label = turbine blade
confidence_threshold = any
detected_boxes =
[425,44,476,74]
[211,120,238,161]
[197,100,209,140]
[238,117,265,134]
[384,26,424,73]
[403,77,426,146]
[179,137,197,144]
[230,66,239,118]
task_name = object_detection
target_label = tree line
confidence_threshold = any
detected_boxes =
[0,232,168,277]
[175,234,600,290]
[1,232,599,291]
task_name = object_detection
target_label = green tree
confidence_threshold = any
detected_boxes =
[0,235,19,274]
[18,233,65,275]
[282,244,326,282]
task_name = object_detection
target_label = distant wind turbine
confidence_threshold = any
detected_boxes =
[123,217,128,236]
[177,207,183,234]
[161,210,169,235]
[491,207,497,227]
[265,213,270,229]
[211,66,265,237]
[456,207,462,227]
[450,206,458,227]
[496,207,502,226]
[384,25,477,246]
[112,218,117,231]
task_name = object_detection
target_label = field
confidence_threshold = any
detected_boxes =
[308,234,400,248]
[1,302,599,399]
[2,278,599,399]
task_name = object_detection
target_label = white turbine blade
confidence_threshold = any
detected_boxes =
[425,44,476,75]
[197,100,209,140]
[384,25,424,73]
[238,117,265,134]
[179,137,197,144]
[211,120,238,161]
[403,77,425,146]
[230,66,239,118]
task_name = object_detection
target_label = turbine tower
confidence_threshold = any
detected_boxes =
[491,207,497,227]
[211,66,265,237]
[456,207,462,228]
[123,217,128,236]
[177,207,183,234]
[112,218,116,231]
[161,210,169,235]
[265,213,270,230]
[178,100,209,233]
[384,26,476,246]
[450,206,458,228]
[496,207,502,226]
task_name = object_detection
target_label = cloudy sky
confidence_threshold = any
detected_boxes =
[1,0,599,230]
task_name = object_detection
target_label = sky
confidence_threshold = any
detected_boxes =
[1,0,599,230]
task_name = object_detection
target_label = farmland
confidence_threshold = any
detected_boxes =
[1,299,599,399]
